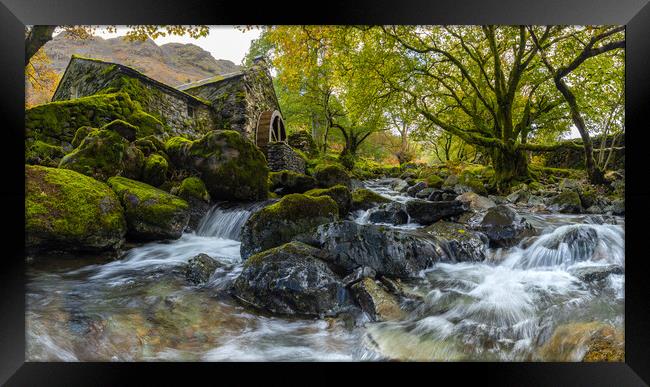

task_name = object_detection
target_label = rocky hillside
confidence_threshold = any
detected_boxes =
[43,32,241,87]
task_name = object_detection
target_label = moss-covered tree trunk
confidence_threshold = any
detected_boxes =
[491,145,530,191]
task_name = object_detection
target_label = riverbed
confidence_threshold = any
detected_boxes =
[26,180,624,361]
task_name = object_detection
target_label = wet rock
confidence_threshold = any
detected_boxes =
[351,188,391,211]
[269,170,317,195]
[303,221,444,278]
[415,187,435,199]
[240,193,339,259]
[427,188,458,202]
[569,264,624,283]
[405,199,467,226]
[342,266,377,286]
[548,190,583,214]
[170,177,211,231]
[604,199,624,216]
[107,176,190,241]
[406,181,427,197]
[456,191,496,210]
[477,205,534,248]
[506,189,530,204]
[367,202,409,225]
[351,278,405,322]
[423,221,488,262]
[538,322,623,362]
[185,253,222,285]
[391,179,409,193]
[305,184,352,217]
[232,241,351,317]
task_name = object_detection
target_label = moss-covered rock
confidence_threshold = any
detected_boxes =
[26,92,164,146]
[240,194,339,259]
[424,174,444,189]
[59,129,141,181]
[107,176,190,241]
[25,140,65,167]
[101,119,138,141]
[313,163,351,188]
[269,170,317,195]
[305,184,352,217]
[71,126,96,148]
[549,190,582,214]
[26,165,126,252]
[458,172,488,195]
[173,176,211,203]
[165,130,269,201]
[351,277,405,322]
[351,188,391,211]
[142,153,168,187]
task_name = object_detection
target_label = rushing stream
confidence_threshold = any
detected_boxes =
[26,180,624,361]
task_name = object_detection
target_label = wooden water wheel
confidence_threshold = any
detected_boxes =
[256,110,286,150]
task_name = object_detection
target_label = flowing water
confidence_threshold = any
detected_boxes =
[26,180,624,361]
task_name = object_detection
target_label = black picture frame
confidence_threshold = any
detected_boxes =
[1,0,649,385]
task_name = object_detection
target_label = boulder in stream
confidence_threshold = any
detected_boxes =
[367,202,409,225]
[107,176,190,241]
[26,165,126,252]
[477,205,535,248]
[305,184,352,217]
[569,264,624,283]
[405,199,467,225]
[240,193,339,259]
[232,241,351,317]
[423,221,488,262]
[184,253,222,285]
[269,170,317,195]
[351,188,391,211]
[351,278,406,322]
[301,221,444,278]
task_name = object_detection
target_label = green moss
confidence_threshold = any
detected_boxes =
[100,119,138,141]
[25,140,65,167]
[424,174,444,189]
[269,170,317,194]
[26,165,126,251]
[313,163,351,188]
[71,126,96,148]
[164,136,193,164]
[261,193,338,221]
[305,184,352,217]
[58,129,129,181]
[26,92,165,146]
[107,176,188,227]
[142,153,168,187]
[175,176,210,202]
[351,188,391,211]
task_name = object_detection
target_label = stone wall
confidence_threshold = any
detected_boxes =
[183,62,281,142]
[53,57,216,140]
[267,142,306,174]
[543,134,625,171]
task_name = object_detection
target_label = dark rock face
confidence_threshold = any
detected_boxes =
[232,242,351,317]
[269,170,317,195]
[405,199,467,225]
[415,187,435,199]
[240,194,339,259]
[427,189,459,202]
[548,226,599,262]
[185,253,221,285]
[423,221,488,262]
[569,265,624,283]
[406,182,427,197]
[304,221,444,278]
[367,202,409,225]
[351,278,405,322]
[342,266,377,287]
[477,205,534,248]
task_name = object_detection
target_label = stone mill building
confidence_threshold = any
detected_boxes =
[49,55,305,173]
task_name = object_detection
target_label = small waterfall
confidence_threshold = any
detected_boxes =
[197,201,271,240]
[506,224,624,270]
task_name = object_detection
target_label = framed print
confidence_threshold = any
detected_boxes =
[1,0,649,385]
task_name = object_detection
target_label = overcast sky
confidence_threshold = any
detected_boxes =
[94,26,262,65]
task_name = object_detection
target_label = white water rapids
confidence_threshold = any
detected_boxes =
[26,179,624,361]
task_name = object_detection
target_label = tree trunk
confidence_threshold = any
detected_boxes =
[491,146,530,191]
[25,26,57,66]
